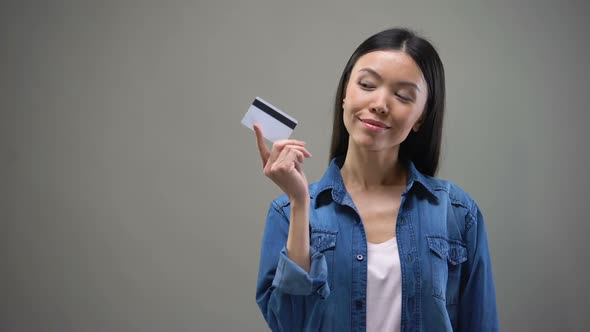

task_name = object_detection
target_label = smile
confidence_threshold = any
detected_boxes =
[358,117,391,131]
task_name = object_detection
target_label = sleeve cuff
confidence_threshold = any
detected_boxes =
[271,246,331,299]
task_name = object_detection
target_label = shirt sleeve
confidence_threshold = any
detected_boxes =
[459,203,500,331]
[255,200,331,331]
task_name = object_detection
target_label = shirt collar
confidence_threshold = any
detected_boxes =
[312,156,439,207]
[313,156,347,205]
[403,159,439,200]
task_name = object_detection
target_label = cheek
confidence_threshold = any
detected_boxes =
[344,83,367,105]
[390,107,424,133]
[342,106,354,129]
[403,100,426,120]
[414,97,428,119]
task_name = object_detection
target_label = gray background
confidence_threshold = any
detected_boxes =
[1,0,589,331]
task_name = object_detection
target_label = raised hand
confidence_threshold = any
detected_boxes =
[254,124,312,203]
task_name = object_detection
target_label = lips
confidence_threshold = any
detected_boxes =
[359,118,391,129]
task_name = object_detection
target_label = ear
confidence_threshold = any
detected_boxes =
[412,112,426,132]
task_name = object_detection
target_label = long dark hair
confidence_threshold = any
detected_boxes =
[329,27,445,176]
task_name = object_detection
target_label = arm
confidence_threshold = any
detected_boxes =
[459,204,499,331]
[255,200,331,332]
[286,199,311,272]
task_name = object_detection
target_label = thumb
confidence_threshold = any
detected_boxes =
[253,124,270,167]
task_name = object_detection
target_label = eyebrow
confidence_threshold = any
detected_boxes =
[358,68,421,92]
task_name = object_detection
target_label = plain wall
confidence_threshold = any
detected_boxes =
[1,0,589,331]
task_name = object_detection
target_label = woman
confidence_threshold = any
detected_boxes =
[254,28,499,331]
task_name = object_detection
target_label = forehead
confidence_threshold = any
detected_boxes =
[352,50,425,86]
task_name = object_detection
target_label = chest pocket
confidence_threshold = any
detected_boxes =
[427,235,468,304]
[310,228,338,291]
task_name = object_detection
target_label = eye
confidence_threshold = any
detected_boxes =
[358,81,375,89]
[395,93,413,103]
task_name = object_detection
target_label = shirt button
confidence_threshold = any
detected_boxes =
[356,254,364,261]
[356,300,363,309]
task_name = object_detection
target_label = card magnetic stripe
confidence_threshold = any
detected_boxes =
[253,99,296,130]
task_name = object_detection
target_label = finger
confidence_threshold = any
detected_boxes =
[268,139,307,162]
[253,124,270,166]
[276,147,305,168]
[294,160,305,176]
[273,139,307,150]
[297,146,312,158]
[293,149,304,163]
[284,145,312,159]
[269,144,311,167]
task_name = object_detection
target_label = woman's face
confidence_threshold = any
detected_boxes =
[342,50,428,152]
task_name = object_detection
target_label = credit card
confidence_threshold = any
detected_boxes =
[241,97,298,142]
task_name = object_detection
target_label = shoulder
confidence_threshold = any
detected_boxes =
[435,177,477,209]
[426,175,482,229]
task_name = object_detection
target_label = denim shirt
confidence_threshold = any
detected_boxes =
[256,157,499,331]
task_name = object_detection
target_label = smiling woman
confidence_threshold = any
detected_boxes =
[341,51,428,155]
[254,27,498,332]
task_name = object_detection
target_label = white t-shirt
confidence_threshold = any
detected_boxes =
[366,237,402,332]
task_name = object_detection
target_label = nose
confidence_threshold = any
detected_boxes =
[369,90,389,115]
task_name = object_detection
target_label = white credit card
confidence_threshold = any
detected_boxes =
[241,97,298,142]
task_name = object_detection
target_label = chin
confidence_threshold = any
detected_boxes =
[350,133,382,149]
[351,132,401,152]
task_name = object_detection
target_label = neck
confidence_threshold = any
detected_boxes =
[340,141,407,191]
